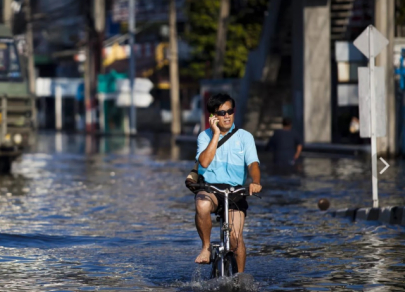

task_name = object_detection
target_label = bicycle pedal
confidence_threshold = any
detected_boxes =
[211,242,220,248]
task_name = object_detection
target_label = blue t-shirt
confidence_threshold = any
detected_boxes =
[196,124,259,186]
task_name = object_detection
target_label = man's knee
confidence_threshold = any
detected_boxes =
[195,192,216,213]
[195,199,212,213]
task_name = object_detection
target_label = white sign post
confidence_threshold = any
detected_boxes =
[354,25,389,208]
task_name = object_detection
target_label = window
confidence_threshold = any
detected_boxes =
[145,43,151,57]
[0,38,22,81]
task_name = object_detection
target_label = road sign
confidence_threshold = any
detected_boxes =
[112,0,131,23]
[117,78,153,93]
[353,25,389,208]
[379,158,390,174]
[353,25,389,59]
[115,78,154,107]
[358,67,386,137]
[116,92,153,107]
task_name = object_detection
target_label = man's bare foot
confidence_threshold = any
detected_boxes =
[195,246,211,264]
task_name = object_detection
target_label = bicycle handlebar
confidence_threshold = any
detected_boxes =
[189,182,262,199]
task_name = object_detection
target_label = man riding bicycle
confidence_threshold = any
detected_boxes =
[194,93,262,273]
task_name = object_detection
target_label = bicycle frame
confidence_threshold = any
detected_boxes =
[219,188,231,276]
[212,186,241,278]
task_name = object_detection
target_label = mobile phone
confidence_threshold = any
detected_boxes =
[210,114,218,124]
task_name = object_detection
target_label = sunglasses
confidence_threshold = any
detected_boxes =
[215,108,234,116]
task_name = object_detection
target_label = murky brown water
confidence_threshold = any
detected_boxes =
[0,132,404,291]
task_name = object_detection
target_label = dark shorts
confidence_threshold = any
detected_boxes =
[196,183,249,218]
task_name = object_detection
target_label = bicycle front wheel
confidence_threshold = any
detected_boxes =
[224,253,238,277]
[210,248,220,279]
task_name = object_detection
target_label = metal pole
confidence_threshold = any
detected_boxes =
[84,31,93,133]
[1,97,7,144]
[169,0,181,134]
[25,0,37,129]
[55,85,62,131]
[25,0,35,95]
[369,27,379,208]
[129,0,137,134]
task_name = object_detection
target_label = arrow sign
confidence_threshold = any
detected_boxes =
[379,157,390,174]
[353,25,389,59]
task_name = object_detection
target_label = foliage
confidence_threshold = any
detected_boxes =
[182,0,269,79]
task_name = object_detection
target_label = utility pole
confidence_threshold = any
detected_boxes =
[84,27,93,133]
[375,0,396,156]
[3,0,12,30]
[129,0,137,134]
[24,0,35,95]
[213,0,230,79]
[25,0,36,129]
[169,0,181,134]
[84,0,105,133]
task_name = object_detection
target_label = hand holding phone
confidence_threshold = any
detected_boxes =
[210,114,219,124]
[209,114,220,133]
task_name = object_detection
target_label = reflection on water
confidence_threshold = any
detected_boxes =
[0,132,404,291]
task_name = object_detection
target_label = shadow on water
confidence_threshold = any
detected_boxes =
[0,132,404,291]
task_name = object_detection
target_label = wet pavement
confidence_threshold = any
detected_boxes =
[0,132,405,291]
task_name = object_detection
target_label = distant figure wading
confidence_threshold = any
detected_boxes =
[265,117,302,166]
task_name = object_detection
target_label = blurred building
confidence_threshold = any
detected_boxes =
[238,0,402,155]
[0,0,200,132]
[104,0,198,124]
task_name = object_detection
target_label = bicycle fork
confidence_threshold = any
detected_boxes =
[220,190,231,277]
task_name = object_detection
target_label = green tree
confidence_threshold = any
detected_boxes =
[183,0,269,79]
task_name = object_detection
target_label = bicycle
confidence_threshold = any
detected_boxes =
[191,182,261,279]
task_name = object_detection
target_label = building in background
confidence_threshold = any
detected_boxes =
[237,0,405,156]
[105,0,197,132]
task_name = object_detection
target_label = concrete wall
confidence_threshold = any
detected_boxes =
[375,0,396,156]
[293,0,331,143]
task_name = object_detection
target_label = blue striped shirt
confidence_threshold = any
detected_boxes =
[196,124,259,186]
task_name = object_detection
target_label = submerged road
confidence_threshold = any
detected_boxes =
[0,132,404,291]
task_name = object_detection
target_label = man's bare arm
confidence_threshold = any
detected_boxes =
[248,162,262,195]
[198,132,220,168]
[198,116,220,168]
[294,144,302,160]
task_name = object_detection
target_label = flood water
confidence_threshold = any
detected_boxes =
[0,132,405,291]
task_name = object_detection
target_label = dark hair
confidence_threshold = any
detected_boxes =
[282,117,292,127]
[206,93,235,114]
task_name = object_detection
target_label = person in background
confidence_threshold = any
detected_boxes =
[265,117,302,166]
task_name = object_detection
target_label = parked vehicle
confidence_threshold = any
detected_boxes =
[160,94,201,125]
[0,24,35,173]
